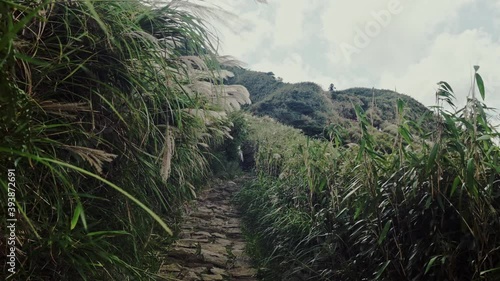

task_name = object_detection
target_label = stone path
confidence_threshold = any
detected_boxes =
[158,179,257,281]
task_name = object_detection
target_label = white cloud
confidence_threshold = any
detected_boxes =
[210,0,499,122]
[379,29,500,111]
[216,0,322,56]
[272,1,310,47]
[321,0,474,67]
[214,0,274,60]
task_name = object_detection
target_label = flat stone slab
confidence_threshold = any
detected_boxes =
[230,267,257,277]
[158,178,258,280]
[201,273,224,280]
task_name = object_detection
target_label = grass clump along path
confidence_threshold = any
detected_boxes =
[1,1,249,280]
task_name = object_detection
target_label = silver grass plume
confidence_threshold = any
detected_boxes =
[62,145,117,174]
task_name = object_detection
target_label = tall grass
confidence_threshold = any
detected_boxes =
[236,68,500,280]
[0,0,248,280]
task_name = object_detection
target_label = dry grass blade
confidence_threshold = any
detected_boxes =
[183,108,227,125]
[221,85,251,111]
[38,100,93,118]
[217,55,246,68]
[188,80,215,97]
[62,145,117,174]
[161,127,175,181]
[180,55,209,71]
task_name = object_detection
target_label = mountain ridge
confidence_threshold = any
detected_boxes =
[226,67,434,142]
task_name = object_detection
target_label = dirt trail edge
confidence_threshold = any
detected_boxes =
[158,178,257,281]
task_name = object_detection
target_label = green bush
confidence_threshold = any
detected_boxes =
[0,1,247,279]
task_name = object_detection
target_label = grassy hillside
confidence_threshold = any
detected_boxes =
[227,67,434,142]
[235,74,500,281]
[252,82,329,136]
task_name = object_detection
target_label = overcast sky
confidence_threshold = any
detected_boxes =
[209,0,499,119]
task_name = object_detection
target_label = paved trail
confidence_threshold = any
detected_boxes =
[158,179,257,281]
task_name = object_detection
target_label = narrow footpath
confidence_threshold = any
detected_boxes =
[158,179,257,281]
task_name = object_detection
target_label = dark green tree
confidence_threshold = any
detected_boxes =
[328,83,336,92]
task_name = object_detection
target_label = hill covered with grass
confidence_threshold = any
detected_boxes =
[226,67,434,142]
[234,74,500,281]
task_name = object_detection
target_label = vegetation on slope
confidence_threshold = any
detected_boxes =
[253,82,329,136]
[227,67,434,142]
[0,1,248,280]
[235,70,500,281]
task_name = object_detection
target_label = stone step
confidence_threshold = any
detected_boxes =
[158,179,257,281]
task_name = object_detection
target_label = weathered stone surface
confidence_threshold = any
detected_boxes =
[200,244,227,255]
[179,238,210,244]
[202,252,227,268]
[210,267,229,276]
[200,273,224,280]
[230,267,257,277]
[185,271,202,280]
[231,249,244,257]
[211,232,227,239]
[168,248,198,259]
[214,238,233,247]
[231,243,246,251]
[193,231,212,237]
[157,178,258,281]
[162,263,182,272]
[191,212,213,220]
